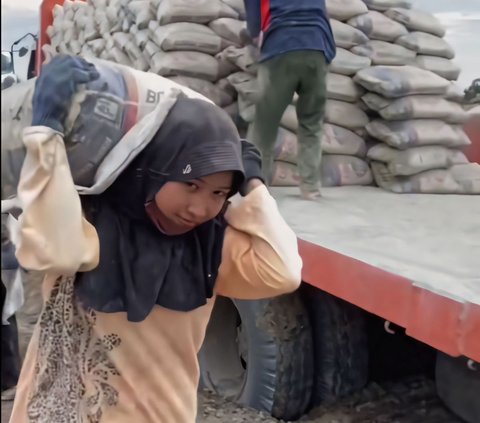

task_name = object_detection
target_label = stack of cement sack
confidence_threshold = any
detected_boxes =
[346,1,479,194]
[354,65,479,194]
[45,0,247,115]
[350,1,461,80]
[261,0,374,188]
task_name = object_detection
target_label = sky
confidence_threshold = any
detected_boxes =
[1,0,479,87]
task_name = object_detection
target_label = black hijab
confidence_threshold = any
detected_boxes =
[75,96,245,322]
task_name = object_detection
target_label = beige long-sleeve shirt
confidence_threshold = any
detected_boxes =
[8,127,302,423]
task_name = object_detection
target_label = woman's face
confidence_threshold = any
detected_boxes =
[150,171,234,235]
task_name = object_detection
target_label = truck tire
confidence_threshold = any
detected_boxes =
[436,352,480,423]
[199,292,314,421]
[301,285,368,406]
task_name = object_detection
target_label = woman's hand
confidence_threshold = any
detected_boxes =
[32,55,99,133]
[239,140,264,196]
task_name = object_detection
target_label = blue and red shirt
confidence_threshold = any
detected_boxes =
[243,0,336,63]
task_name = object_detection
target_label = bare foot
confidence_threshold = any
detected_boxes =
[300,189,322,201]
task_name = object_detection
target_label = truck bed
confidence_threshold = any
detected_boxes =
[272,186,480,361]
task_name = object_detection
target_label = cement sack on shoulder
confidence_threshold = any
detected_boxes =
[366,119,471,149]
[209,18,245,46]
[396,32,455,59]
[367,144,468,176]
[217,45,258,74]
[151,51,222,81]
[414,56,461,81]
[274,125,367,164]
[351,41,416,65]
[270,157,372,187]
[347,11,408,42]
[330,48,372,75]
[1,57,210,202]
[361,0,411,11]
[331,19,369,49]
[354,65,449,97]
[371,162,480,194]
[157,0,238,25]
[327,73,365,102]
[370,95,470,123]
[385,8,446,37]
[169,76,234,107]
[326,0,368,21]
[221,0,246,19]
[151,22,230,55]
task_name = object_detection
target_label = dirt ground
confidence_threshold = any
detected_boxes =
[1,271,461,423]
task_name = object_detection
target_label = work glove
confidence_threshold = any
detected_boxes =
[239,140,265,196]
[31,55,99,133]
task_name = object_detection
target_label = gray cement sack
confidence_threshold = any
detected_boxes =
[330,48,372,75]
[274,125,367,164]
[216,45,258,74]
[150,51,224,81]
[327,73,365,102]
[445,82,466,103]
[271,156,373,187]
[226,72,258,122]
[156,0,238,25]
[331,19,369,49]
[325,100,369,129]
[396,32,455,59]
[280,101,369,132]
[363,94,470,123]
[361,0,412,11]
[414,56,461,81]
[351,41,416,66]
[169,76,235,106]
[366,119,471,149]
[209,18,245,46]
[1,57,209,202]
[150,22,231,55]
[354,65,450,97]
[326,0,368,21]
[385,8,446,37]
[371,162,480,194]
[220,0,246,19]
[347,11,408,42]
[367,144,468,176]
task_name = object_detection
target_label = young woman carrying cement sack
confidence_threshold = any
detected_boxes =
[8,56,302,423]
[243,0,336,200]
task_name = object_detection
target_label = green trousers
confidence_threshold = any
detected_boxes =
[248,50,328,191]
